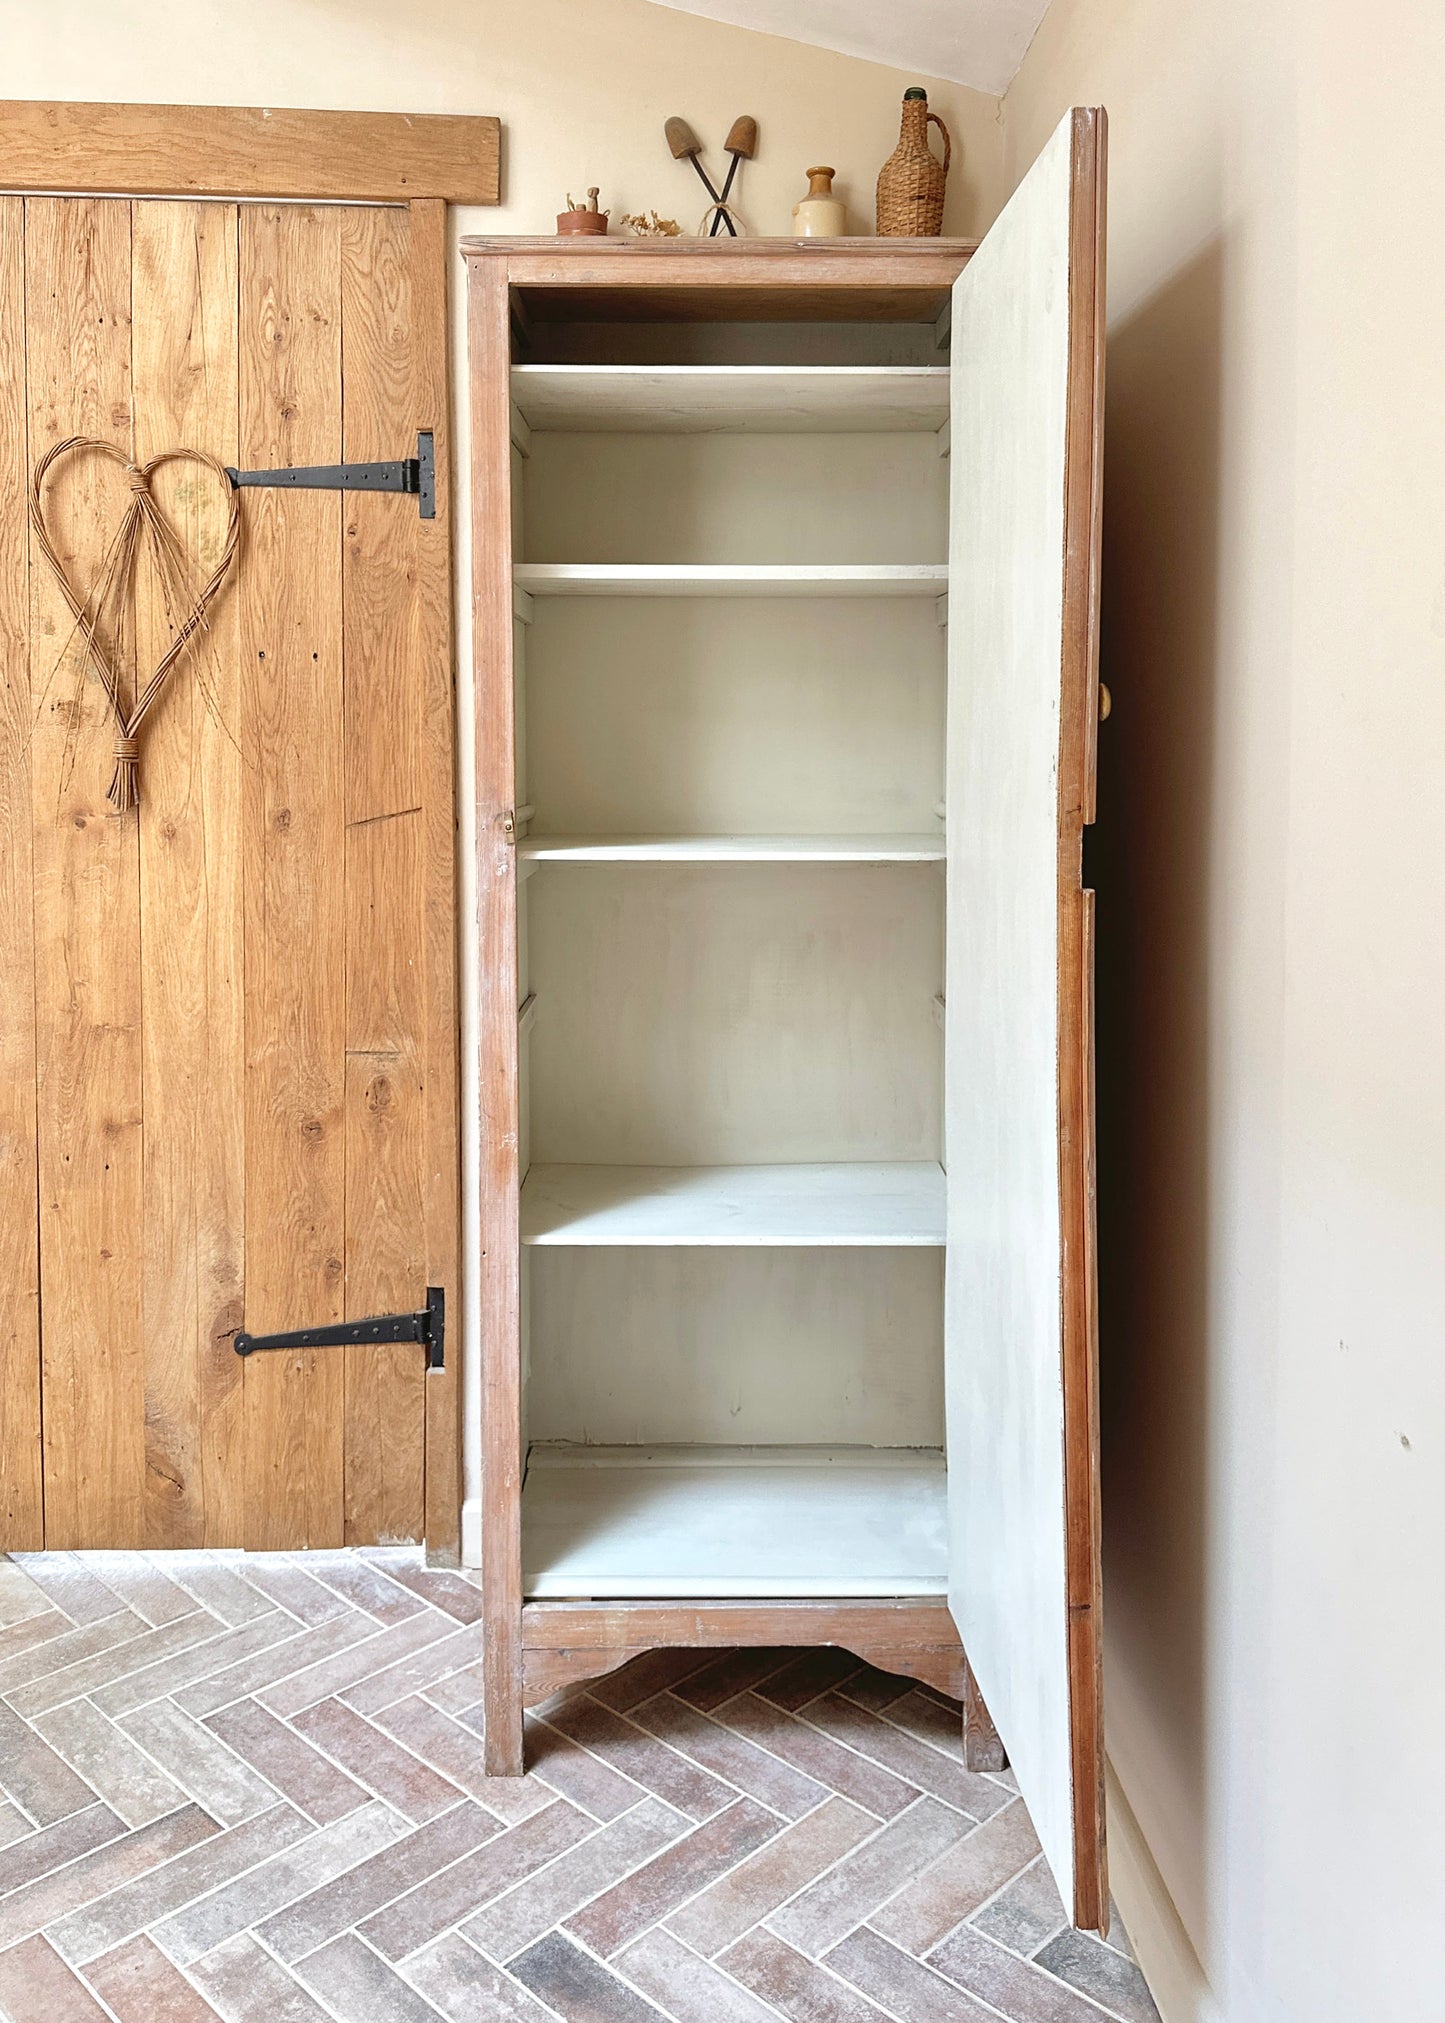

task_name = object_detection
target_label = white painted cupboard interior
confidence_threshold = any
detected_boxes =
[513,354,951,1597]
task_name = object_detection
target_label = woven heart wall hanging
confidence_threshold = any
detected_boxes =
[30,436,241,812]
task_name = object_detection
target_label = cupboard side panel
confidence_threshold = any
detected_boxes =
[470,257,523,1773]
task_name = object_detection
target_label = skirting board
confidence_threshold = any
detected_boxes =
[1106,1758,1223,2023]
[461,1496,483,1570]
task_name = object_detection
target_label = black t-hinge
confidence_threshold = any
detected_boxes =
[234,1285,444,1370]
[226,430,435,518]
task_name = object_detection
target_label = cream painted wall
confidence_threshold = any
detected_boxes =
[5,0,1004,1562]
[1004,2,1445,2017]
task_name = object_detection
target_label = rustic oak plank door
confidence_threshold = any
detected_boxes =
[944,107,1107,1928]
[0,195,458,1553]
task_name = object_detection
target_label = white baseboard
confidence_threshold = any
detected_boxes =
[1107,1759,1223,2023]
[461,1495,482,1569]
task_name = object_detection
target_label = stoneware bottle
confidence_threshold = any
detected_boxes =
[876,88,952,236]
[792,165,847,237]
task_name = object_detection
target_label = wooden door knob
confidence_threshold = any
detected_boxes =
[1098,683,1112,721]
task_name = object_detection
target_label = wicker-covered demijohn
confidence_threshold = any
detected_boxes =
[876,88,952,237]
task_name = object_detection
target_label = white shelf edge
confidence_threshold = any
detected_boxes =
[517,833,946,866]
[513,563,948,599]
[521,1160,946,1247]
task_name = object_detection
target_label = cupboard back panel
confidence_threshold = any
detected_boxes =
[524,431,947,566]
[527,1247,943,1447]
[527,862,942,1165]
[526,598,944,836]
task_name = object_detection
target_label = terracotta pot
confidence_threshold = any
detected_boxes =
[557,209,608,236]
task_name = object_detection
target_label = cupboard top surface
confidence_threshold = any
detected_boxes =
[460,235,976,323]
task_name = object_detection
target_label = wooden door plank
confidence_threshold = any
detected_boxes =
[409,198,460,1566]
[0,102,500,206]
[237,204,346,1550]
[0,195,42,1547]
[339,203,428,1546]
[25,198,144,1548]
[131,200,245,1547]
[469,255,523,1773]
[943,107,1107,1930]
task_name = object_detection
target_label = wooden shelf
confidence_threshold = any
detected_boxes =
[521,1445,948,1599]
[513,563,947,599]
[512,365,950,435]
[521,1162,946,1247]
[518,834,944,866]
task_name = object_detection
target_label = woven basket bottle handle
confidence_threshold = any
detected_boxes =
[927,111,952,173]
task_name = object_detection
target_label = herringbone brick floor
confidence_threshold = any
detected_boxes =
[0,1549,1159,2023]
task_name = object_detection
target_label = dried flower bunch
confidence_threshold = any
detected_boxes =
[621,210,682,238]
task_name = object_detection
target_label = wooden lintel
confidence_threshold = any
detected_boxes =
[0,101,500,204]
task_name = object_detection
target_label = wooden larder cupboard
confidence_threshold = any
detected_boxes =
[465,107,1107,1926]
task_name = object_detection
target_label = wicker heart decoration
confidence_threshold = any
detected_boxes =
[29,436,240,812]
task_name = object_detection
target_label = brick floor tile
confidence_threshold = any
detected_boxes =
[228,1557,353,1627]
[204,1700,371,1825]
[927,1924,1119,2022]
[621,1925,783,2021]
[356,1549,483,1624]
[162,1558,278,1627]
[0,1607,69,1667]
[721,1929,896,2021]
[871,1799,1042,1953]
[826,1927,997,2019]
[189,1931,336,2020]
[771,1797,973,1956]
[84,1933,225,2020]
[709,1692,921,1820]
[118,1701,280,1827]
[373,1695,552,1821]
[172,1610,372,1720]
[0,1803,125,1899]
[877,1686,967,1761]
[363,1799,594,1961]
[0,1558,50,1626]
[511,1930,671,2019]
[835,1665,917,1714]
[0,1805,220,1950]
[305,1554,426,1625]
[754,1648,864,1712]
[259,1609,453,1718]
[8,1611,226,1721]
[627,1691,829,1821]
[339,1624,480,1716]
[90,1613,302,1719]
[258,1799,500,1963]
[295,1932,447,2020]
[0,1610,149,1701]
[79,1554,199,1627]
[673,1649,795,1711]
[587,1649,713,1712]
[567,1798,780,1958]
[540,1695,735,1822]
[1034,1930,1162,2023]
[403,1932,560,2020]
[10,1553,130,1625]
[0,1932,114,2020]
[34,1699,189,1828]
[970,1852,1069,1957]
[46,1804,312,1965]
[421,1663,484,1718]
[801,1694,1008,1819]
[292,1698,465,1821]
[0,1700,105,1826]
[153,1801,406,1967]
[463,1799,685,1963]
[667,1797,877,1959]
[525,1712,651,1823]
[0,1799,27,1847]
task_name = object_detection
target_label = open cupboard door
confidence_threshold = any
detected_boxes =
[944,106,1107,1929]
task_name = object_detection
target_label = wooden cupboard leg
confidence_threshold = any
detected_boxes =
[482,1638,525,1776]
[963,1659,1007,1772]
